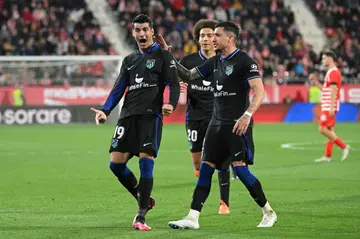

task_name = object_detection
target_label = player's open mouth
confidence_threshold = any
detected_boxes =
[139,39,147,45]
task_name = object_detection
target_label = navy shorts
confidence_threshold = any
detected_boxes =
[202,124,255,170]
[109,115,162,158]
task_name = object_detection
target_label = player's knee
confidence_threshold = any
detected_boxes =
[231,164,257,187]
[109,160,130,178]
[139,157,154,178]
[191,152,202,165]
[318,126,327,134]
[197,161,215,187]
[232,161,247,167]
[139,151,155,159]
[110,152,129,163]
[202,160,216,169]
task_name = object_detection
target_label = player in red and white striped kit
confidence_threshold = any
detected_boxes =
[309,50,350,162]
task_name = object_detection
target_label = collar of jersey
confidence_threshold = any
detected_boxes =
[219,48,240,61]
[198,50,207,60]
[136,42,159,56]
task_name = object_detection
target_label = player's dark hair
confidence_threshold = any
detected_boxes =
[215,21,240,38]
[324,50,337,60]
[132,14,153,29]
[193,19,218,41]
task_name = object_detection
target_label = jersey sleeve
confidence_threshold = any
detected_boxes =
[329,69,341,86]
[162,51,180,110]
[101,57,130,116]
[179,57,187,69]
[243,54,262,80]
[195,58,213,79]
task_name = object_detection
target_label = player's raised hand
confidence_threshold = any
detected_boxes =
[180,82,188,94]
[162,104,174,116]
[90,107,107,125]
[155,34,172,52]
[233,114,251,135]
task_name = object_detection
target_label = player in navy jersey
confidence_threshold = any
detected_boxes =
[167,21,277,229]
[90,14,180,231]
[175,19,232,214]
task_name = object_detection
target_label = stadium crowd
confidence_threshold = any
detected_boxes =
[111,0,358,84]
[306,0,360,83]
[0,0,359,86]
[0,0,112,56]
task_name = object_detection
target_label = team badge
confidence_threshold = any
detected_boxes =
[225,65,233,76]
[112,139,118,148]
[146,59,155,69]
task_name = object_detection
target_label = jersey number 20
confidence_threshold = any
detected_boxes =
[187,129,198,142]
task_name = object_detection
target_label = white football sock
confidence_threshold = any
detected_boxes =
[261,201,273,214]
[188,209,200,220]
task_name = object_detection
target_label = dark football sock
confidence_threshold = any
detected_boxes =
[190,162,214,212]
[137,158,154,217]
[218,168,230,206]
[233,165,267,207]
[109,161,138,200]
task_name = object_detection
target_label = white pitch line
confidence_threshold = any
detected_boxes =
[281,140,359,151]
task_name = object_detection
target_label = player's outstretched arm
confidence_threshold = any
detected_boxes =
[176,63,201,82]
[90,107,107,125]
[162,51,180,116]
[155,33,202,82]
[100,58,130,116]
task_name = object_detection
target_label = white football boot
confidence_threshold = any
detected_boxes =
[257,210,277,228]
[168,216,199,229]
[314,156,331,163]
[341,145,351,161]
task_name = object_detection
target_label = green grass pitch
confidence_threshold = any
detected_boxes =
[0,123,359,239]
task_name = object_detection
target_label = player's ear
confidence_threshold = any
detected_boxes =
[193,38,200,46]
[132,29,136,39]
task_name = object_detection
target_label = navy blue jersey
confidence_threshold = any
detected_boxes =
[180,51,214,121]
[196,49,261,125]
[101,43,180,119]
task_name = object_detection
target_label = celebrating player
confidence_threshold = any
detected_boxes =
[309,50,351,162]
[90,14,180,231]
[167,21,277,229]
[158,19,232,214]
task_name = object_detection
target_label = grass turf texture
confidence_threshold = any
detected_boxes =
[0,123,359,239]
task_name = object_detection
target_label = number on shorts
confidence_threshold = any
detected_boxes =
[113,126,125,139]
[187,129,198,142]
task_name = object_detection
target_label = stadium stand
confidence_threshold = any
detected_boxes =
[0,0,112,56]
[306,0,360,83]
[111,0,329,84]
[0,0,359,86]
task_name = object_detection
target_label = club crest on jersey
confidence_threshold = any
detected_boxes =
[112,139,118,148]
[225,65,233,76]
[146,59,155,69]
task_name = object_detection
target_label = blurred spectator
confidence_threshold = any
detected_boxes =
[307,0,360,82]
[39,71,52,86]
[12,82,25,106]
[0,0,110,56]
[111,0,343,84]
[1,0,358,87]
[0,0,115,86]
